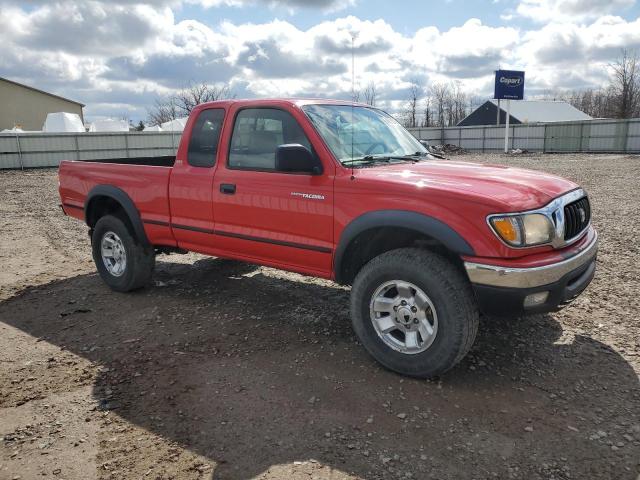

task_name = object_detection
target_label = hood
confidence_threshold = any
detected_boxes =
[353,160,579,211]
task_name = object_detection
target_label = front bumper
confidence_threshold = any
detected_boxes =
[464,232,598,315]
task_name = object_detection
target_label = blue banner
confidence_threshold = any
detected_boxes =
[494,70,525,100]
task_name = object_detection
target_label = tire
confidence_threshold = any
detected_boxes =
[350,248,478,378]
[91,214,155,292]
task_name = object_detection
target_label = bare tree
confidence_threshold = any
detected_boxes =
[564,87,615,118]
[422,96,432,127]
[174,82,234,115]
[541,49,639,119]
[363,81,377,106]
[610,49,640,118]
[429,83,450,127]
[147,82,234,126]
[147,97,179,126]
[449,82,468,125]
[403,80,422,128]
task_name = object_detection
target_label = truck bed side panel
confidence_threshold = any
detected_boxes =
[59,160,176,246]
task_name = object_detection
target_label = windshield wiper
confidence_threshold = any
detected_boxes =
[343,154,419,166]
[399,151,431,159]
[342,155,392,166]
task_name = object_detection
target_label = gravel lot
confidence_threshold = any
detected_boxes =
[0,153,639,480]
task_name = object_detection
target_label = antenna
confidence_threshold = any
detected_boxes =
[351,34,355,102]
[351,33,355,180]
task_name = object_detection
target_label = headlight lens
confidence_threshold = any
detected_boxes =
[490,213,554,247]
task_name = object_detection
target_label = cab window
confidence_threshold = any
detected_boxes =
[187,109,225,167]
[228,108,312,171]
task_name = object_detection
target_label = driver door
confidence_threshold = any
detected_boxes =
[212,106,334,276]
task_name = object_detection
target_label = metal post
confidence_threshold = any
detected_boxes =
[15,133,24,170]
[124,133,130,158]
[74,134,80,160]
[458,127,462,148]
[623,119,630,153]
[542,123,547,153]
[482,126,486,153]
[496,99,500,125]
[579,122,585,152]
[504,99,510,153]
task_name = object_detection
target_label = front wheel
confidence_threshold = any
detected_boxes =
[350,248,478,378]
[91,215,155,292]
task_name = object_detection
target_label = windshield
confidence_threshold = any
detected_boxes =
[301,104,427,165]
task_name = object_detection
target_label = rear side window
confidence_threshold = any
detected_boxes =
[228,108,311,171]
[187,109,225,167]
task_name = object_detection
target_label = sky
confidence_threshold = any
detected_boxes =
[1,0,639,123]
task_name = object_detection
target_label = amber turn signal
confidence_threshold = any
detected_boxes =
[490,217,521,245]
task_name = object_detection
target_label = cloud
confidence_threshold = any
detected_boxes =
[3,2,174,55]
[237,38,348,78]
[516,0,636,22]
[2,1,640,121]
[106,54,238,86]
[311,17,398,56]
[518,15,640,66]
[188,0,356,13]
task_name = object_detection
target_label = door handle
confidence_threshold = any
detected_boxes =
[220,183,236,194]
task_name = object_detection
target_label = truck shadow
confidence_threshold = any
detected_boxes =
[1,257,638,479]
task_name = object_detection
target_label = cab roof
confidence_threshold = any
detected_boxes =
[196,98,372,110]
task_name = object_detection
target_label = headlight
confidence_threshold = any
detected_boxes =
[489,213,554,247]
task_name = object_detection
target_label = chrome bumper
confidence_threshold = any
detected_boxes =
[464,232,598,289]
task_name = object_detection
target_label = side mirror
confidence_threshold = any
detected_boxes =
[275,144,322,174]
[419,139,430,148]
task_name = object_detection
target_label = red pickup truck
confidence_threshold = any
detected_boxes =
[59,99,597,377]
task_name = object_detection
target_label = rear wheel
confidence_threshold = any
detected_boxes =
[350,248,478,378]
[91,215,155,292]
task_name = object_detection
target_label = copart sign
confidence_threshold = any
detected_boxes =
[494,70,525,100]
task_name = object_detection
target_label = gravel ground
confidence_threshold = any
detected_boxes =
[0,153,639,480]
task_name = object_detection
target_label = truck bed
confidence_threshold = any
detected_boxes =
[77,155,175,167]
[59,160,174,246]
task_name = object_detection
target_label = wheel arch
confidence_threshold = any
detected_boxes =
[84,185,150,247]
[334,210,474,285]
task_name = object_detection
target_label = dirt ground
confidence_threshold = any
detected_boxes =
[0,153,639,480]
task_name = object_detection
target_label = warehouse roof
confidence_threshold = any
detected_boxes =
[457,99,592,126]
[0,76,85,107]
[488,99,591,123]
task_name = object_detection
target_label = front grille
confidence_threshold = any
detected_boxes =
[564,196,590,240]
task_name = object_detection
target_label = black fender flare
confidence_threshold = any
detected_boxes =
[84,185,150,247]
[334,210,474,284]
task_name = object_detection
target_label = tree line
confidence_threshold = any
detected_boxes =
[542,49,640,119]
[400,80,482,128]
[146,50,639,128]
[401,49,640,128]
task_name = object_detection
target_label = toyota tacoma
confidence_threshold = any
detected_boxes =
[58,99,597,377]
